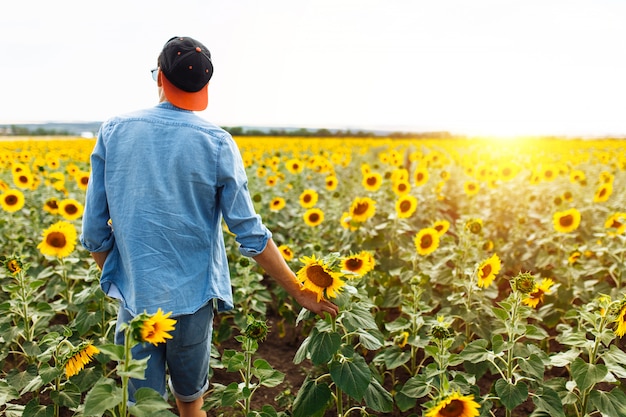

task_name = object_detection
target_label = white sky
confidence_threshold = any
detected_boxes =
[1,0,625,137]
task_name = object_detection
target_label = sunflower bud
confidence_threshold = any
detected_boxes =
[431,325,453,340]
[245,318,269,342]
[514,272,537,294]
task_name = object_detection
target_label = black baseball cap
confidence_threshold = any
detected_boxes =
[158,36,214,111]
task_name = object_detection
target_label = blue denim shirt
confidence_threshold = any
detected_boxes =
[80,102,271,316]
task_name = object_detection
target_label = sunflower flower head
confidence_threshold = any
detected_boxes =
[465,218,483,234]
[3,256,24,275]
[425,391,480,417]
[64,341,100,378]
[37,221,78,259]
[414,227,440,256]
[513,271,537,294]
[613,298,626,338]
[340,251,375,278]
[476,253,501,288]
[130,308,177,346]
[244,316,269,342]
[553,208,581,233]
[522,278,555,308]
[297,254,345,302]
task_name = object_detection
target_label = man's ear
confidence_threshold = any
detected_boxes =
[157,70,163,87]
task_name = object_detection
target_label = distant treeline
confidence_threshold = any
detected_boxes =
[224,126,454,138]
[1,123,453,139]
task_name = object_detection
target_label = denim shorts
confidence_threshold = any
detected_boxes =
[115,301,214,403]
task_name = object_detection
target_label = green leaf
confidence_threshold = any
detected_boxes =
[329,354,371,401]
[459,339,489,363]
[96,343,125,361]
[129,387,176,417]
[363,377,393,413]
[50,383,81,408]
[588,388,626,417]
[400,374,431,399]
[602,345,626,379]
[525,324,549,340]
[0,380,20,405]
[221,382,243,407]
[356,329,383,350]
[380,346,411,370]
[252,359,285,387]
[117,356,149,379]
[492,307,509,321]
[22,399,53,417]
[341,304,378,331]
[293,333,311,365]
[309,330,341,366]
[531,386,565,417]
[549,349,579,367]
[292,379,332,417]
[223,350,246,372]
[494,379,528,411]
[83,378,123,416]
[518,354,545,380]
[571,357,607,392]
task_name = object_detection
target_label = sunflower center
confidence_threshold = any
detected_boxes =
[345,258,363,271]
[416,172,424,182]
[18,175,28,184]
[5,195,18,205]
[366,176,377,186]
[420,234,433,249]
[353,202,370,216]
[303,194,312,203]
[440,399,464,417]
[307,265,333,288]
[598,188,607,198]
[80,177,89,185]
[559,214,574,227]
[481,264,492,278]
[46,231,67,248]
[399,200,412,212]
[308,213,320,223]
[64,204,78,215]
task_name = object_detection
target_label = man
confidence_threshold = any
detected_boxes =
[80,36,338,417]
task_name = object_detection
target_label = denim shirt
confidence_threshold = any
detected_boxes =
[80,102,271,316]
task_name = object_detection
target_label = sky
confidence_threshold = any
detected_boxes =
[1,0,625,137]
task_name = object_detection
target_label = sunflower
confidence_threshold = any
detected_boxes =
[1,189,25,213]
[414,228,440,256]
[325,175,338,191]
[522,278,554,308]
[4,257,23,275]
[37,221,77,258]
[569,169,586,185]
[593,182,613,203]
[433,219,450,236]
[349,197,376,222]
[265,175,278,187]
[395,194,418,219]
[553,208,581,233]
[425,392,480,417]
[303,208,324,227]
[396,331,409,348]
[139,308,177,346]
[362,172,383,191]
[614,299,626,337]
[413,165,429,187]
[605,212,626,235]
[465,218,483,234]
[13,171,35,189]
[270,197,286,212]
[568,251,581,264]
[75,171,90,191]
[43,197,60,214]
[463,181,480,196]
[392,179,411,196]
[297,255,345,302]
[278,244,294,261]
[476,253,501,288]
[58,198,84,221]
[65,342,100,378]
[299,189,319,208]
[341,251,375,277]
[285,158,304,174]
[47,171,66,191]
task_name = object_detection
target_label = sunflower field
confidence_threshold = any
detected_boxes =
[1,135,626,417]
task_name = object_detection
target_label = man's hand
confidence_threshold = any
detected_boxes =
[294,288,340,319]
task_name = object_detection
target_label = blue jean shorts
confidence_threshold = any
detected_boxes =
[115,301,214,403]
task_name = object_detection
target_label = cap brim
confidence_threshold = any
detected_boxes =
[161,74,208,111]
